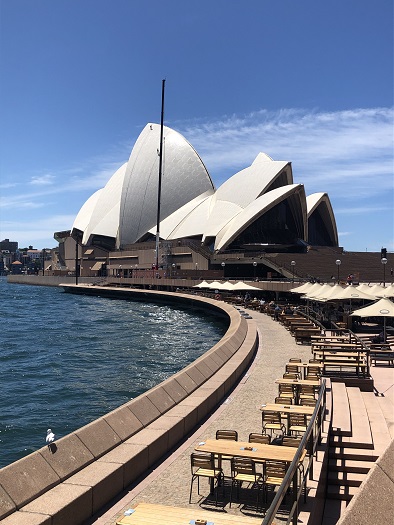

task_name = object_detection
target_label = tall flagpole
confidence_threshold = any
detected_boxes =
[155,79,165,273]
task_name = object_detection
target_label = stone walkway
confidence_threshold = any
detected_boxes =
[88,309,313,525]
[88,309,394,525]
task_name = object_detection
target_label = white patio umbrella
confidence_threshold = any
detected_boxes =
[231,281,261,291]
[205,281,230,290]
[350,297,394,342]
[356,283,375,294]
[368,284,387,296]
[193,280,211,288]
[380,284,394,297]
[289,282,315,294]
[306,284,336,301]
[335,287,376,301]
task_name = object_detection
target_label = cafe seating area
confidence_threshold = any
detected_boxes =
[185,358,322,516]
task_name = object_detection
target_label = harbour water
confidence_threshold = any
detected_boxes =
[0,277,226,468]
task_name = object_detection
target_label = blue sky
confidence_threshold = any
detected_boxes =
[0,0,393,252]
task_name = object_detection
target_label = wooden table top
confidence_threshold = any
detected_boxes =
[195,439,300,463]
[260,403,315,415]
[116,502,259,524]
[286,362,324,368]
[311,342,362,348]
[314,350,365,358]
[275,378,321,387]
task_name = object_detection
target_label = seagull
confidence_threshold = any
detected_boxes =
[46,429,55,445]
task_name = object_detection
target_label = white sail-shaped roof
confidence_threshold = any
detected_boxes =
[72,189,102,233]
[215,184,307,251]
[82,163,127,244]
[118,123,214,246]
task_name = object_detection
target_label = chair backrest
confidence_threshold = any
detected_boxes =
[282,436,302,448]
[279,384,294,395]
[216,429,238,441]
[283,372,298,379]
[289,413,307,426]
[300,385,315,395]
[307,366,321,376]
[289,358,302,363]
[249,432,271,444]
[265,460,287,479]
[262,410,281,425]
[191,452,214,473]
[300,398,316,406]
[275,396,293,405]
[286,364,300,374]
[231,456,256,477]
[309,359,320,364]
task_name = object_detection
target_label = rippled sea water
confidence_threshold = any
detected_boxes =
[0,277,227,468]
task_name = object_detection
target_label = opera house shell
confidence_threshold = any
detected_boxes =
[71,123,338,253]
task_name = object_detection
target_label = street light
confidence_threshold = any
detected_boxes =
[381,257,388,287]
[291,260,296,282]
[172,263,176,279]
[221,261,225,278]
[253,260,257,280]
[335,259,341,284]
[195,262,198,279]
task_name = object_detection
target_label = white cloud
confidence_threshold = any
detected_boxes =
[178,107,394,203]
[30,174,55,185]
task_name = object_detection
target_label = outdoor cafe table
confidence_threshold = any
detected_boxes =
[286,362,323,378]
[261,403,315,432]
[116,502,259,524]
[275,378,320,403]
[195,439,302,463]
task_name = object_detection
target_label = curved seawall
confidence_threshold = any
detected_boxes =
[0,285,258,525]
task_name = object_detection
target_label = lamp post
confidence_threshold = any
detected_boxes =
[336,259,341,284]
[42,249,45,276]
[195,262,198,280]
[172,263,176,279]
[291,260,296,282]
[221,261,225,278]
[381,257,387,287]
[119,265,122,279]
[253,260,257,280]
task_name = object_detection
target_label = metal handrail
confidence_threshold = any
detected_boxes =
[262,379,326,525]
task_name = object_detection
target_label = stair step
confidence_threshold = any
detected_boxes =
[329,447,380,462]
[331,382,351,436]
[327,471,365,487]
[329,435,374,449]
[328,458,373,474]
[376,395,394,439]
[361,391,392,449]
[337,387,373,448]
[326,484,359,501]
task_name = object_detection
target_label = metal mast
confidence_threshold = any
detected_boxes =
[155,79,165,272]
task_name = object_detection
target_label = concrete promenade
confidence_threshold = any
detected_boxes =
[89,309,319,525]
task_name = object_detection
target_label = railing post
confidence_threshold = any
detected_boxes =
[292,469,298,525]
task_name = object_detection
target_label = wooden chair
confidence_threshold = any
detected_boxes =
[278,383,295,401]
[300,398,317,407]
[249,432,271,444]
[288,413,308,436]
[275,396,293,405]
[307,365,321,377]
[289,358,302,363]
[189,452,224,505]
[283,372,299,380]
[215,429,238,469]
[264,460,289,502]
[286,364,300,376]
[262,410,286,437]
[230,457,264,509]
[216,429,238,441]
[282,436,302,448]
[299,385,316,401]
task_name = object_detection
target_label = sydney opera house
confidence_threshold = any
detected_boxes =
[54,123,339,280]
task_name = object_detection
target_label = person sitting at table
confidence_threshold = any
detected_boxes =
[372,331,385,343]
